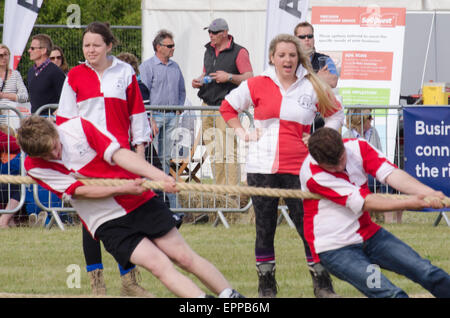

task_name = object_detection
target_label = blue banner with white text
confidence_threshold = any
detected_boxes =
[403,106,450,211]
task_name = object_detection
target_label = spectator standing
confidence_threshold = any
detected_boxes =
[57,22,152,297]
[27,34,65,113]
[49,46,69,74]
[300,127,450,298]
[343,108,402,224]
[139,29,186,208]
[294,22,338,88]
[0,44,29,126]
[117,51,184,224]
[192,18,253,186]
[220,34,344,298]
[294,22,339,131]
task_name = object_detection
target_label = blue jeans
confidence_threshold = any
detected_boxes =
[153,111,178,208]
[319,228,450,298]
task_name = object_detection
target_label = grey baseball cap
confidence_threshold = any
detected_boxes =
[204,18,229,32]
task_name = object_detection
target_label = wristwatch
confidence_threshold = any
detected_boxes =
[228,73,233,82]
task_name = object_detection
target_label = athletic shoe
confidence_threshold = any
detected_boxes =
[173,212,185,229]
[229,289,245,298]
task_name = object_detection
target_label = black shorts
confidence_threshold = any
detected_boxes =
[95,197,176,268]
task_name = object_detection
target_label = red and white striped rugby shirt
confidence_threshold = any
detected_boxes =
[220,65,344,175]
[56,56,151,149]
[300,138,397,262]
[25,117,154,237]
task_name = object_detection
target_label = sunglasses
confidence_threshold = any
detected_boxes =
[208,30,223,35]
[0,53,9,58]
[159,43,175,49]
[50,56,62,60]
[297,34,314,39]
[29,46,43,51]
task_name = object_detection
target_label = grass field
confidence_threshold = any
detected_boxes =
[0,211,448,298]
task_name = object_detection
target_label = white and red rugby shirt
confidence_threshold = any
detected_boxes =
[220,65,344,175]
[299,138,397,262]
[56,56,151,149]
[25,117,154,237]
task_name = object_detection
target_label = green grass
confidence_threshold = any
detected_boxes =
[0,212,448,298]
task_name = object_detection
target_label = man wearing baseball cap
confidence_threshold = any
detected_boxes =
[192,18,253,186]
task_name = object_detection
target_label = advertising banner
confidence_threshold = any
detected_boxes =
[403,106,450,200]
[312,6,406,160]
[264,0,309,68]
[2,0,44,70]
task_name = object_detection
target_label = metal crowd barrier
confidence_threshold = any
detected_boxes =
[145,104,254,228]
[1,103,446,229]
[0,104,71,230]
[9,103,255,229]
[0,106,27,219]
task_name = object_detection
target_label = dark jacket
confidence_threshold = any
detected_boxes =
[310,52,330,73]
[198,36,244,106]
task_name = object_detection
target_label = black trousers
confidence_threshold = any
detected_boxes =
[247,173,313,264]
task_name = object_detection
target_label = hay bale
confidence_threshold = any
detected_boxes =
[176,191,251,224]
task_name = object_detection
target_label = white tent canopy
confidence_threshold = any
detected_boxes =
[141,0,450,105]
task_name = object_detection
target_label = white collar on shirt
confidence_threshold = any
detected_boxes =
[262,64,309,89]
[83,55,119,72]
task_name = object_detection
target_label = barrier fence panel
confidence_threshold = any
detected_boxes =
[34,104,77,230]
[145,104,253,228]
[2,103,446,229]
[0,106,26,220]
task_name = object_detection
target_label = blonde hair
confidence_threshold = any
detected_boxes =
[0,124,16,137]
[346,108,372,131]
[268,34,339,115]
[0,44,11,70]
[17,116,58,158]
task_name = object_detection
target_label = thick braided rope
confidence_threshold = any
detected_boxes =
[1,174,449,206]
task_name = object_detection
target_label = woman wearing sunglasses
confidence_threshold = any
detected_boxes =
[343,108,402,224]
[49,46,69,74]
[0,43,29,126]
